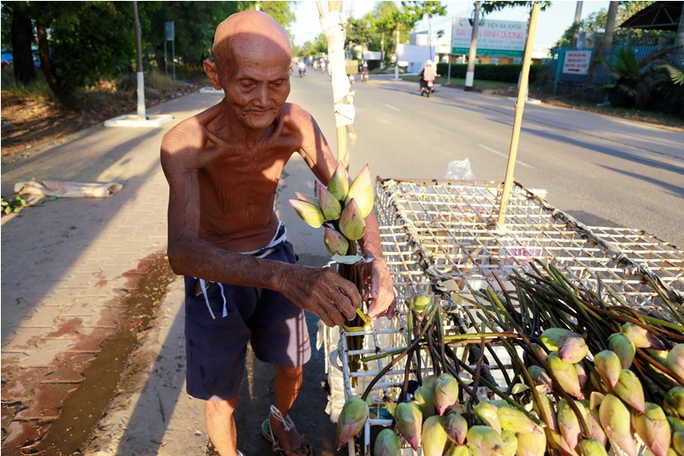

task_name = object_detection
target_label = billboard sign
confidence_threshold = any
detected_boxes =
[451,17,527,57]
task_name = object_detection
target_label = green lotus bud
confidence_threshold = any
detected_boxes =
[415,385,436,418]
[345,164,374,218]
[612,369,645,413]
[632,402,670,456]
[501,429,518,456]
[547,351,583,399]
[328,161,350,201]
[315,181,342,221]
[445,444,471,456]
[665,387,684,418]
[598,394,637,456]
[608,333,636,369]
[294,191,319,207]
[589,391,605,410]
[621,322,666,350]
[497,404,540,435]
[669,416,684,433]
[578,438,608,456]
[540,328,574,351]
[395,401,422,451]
[323,226,348,255]
[474,401,502,435]
[559,334,589,364]
[587,406,607,446]
[289,199,325,228]
[444,412,468,445]
[515,426,546,456]
[412,293,431,315]
[374,428,402,456]
[434,373,460,416]
[467,425,505,456]
[422,373,440,389]
[528,365,553,394]
[594,350,621,389]
[336,396,369,449]
[673,432,684,456]
[533,393,558,432]
[422,415,449,456]
[557,399,582,451]
[338,198,366,240]
[530,343,548,363]
[668,344,684,381]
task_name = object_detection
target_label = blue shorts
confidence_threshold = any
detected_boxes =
[183,241,312,401]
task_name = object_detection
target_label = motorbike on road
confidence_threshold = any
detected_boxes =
[420,80,434,97]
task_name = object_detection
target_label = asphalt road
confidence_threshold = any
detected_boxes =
[287,70,684,250]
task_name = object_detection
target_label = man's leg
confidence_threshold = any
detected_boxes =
[270,365,309,455]
[206,396,240,456]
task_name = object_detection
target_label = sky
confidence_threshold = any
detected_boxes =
[292,1,612,48]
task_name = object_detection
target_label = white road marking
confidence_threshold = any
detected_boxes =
[479,144,534,169]
[385,103,400,111]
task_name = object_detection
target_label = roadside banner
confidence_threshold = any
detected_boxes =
[451,17,527,57]
[562,50,592,75]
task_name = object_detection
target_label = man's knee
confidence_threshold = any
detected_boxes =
[205,397,239,420]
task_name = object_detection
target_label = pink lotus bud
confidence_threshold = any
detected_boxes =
[621,322,666,350]
[422,415,449,456]
[515,427,546,456]
[608,333,636,369]
[374,428,402,456]
[501,430,517,456]
[587,407,607,446]
[316,181,342,221]
[295,192,319,206]
[533,393,558,432]
[444,444,471,456]
[338,198,366,240]
[328,161,350,201]
[577,438,608,456]
[497,404,540,435]
[433,373,459,416]
[474,401,502,435]
[528,365,553,394]
[598,394,637,456]
[557,399,582,451]
[336,396,369,449]
[540,328,574,351]
[547,351,583,399]
[323,226,349,255]
[444,412,468,445]
[668,344,684,380]
[612,369,645,413]
[346,164,374,217]
[395,401,422,451]
[632,402,671,456]
[575,362,588,389]
[594,350,621,389]
[289,199,325,228]
[559,335,589,364]
[466,425,505,456]
[423,374,440,389]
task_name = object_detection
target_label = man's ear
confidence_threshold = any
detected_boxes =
[203,59,222,90]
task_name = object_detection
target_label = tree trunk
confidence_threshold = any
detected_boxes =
[35,22,82,111]
[11,8,37,85]
[603,1,619,51]
[675,5,684,47]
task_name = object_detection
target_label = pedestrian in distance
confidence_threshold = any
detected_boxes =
[160,10,396,456]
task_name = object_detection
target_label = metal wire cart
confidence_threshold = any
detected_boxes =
[321,178,684,455]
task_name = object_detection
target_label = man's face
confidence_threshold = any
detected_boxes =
[220,41,292,130]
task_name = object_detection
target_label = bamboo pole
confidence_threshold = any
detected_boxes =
[496,2,541,229]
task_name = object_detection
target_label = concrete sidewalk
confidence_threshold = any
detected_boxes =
[1,90,343,455]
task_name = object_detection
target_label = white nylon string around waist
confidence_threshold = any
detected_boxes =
[199,222,287,319]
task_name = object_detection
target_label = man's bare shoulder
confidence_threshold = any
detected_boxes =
[162,104,221,156]
[279,102,315,125]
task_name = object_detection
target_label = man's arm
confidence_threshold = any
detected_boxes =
[293,107,396,319]
[160,122,359,327]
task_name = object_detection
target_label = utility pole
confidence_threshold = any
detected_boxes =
[465,1,481,92]
[571,1,583,47]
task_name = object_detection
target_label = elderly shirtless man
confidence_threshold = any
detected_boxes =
[160,10,395,456]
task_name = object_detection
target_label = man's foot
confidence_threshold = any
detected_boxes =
[261,405,313,456]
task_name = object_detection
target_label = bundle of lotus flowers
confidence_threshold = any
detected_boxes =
[334,261,684,455]
[289,162,375,380]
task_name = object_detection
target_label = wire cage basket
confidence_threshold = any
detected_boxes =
[322,178,684,455]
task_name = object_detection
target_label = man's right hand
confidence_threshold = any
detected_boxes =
[277,265,360,327]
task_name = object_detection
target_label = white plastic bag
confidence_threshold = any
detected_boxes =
[444,159,476,180]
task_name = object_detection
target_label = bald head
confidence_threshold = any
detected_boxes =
[212,11,291,71]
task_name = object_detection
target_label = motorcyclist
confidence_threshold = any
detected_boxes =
[298,60,306,77]
[361,62,369,82]
[420,59,436,94]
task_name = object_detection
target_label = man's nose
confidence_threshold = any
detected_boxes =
[253,86,269,106]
